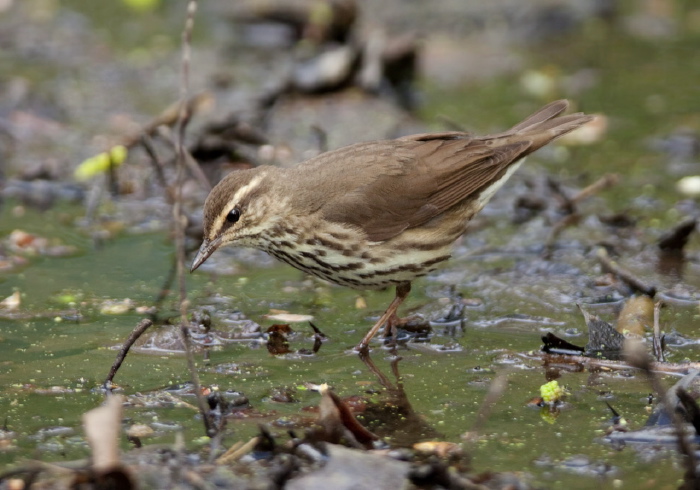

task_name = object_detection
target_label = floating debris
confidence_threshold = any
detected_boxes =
[5,229,77,257]
[0,291,20,311]
[99,298,135,315]
[579,305,625,358]
[264,312,315,323]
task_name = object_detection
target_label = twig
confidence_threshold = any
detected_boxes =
[104,319,153,388]
[156,127,212,191]
[522,351,700,376]
[216,437,260,465]
[546,177,575,215]
[308,321,326,353]
[652,301,666,362]
[173,0,213,437]
[215,441,243,463]
[106,152,120,197]
[542,213,580,259]
[541,174,618,259]
[570,173,619,206]
[153,257,177,315]
[119,92,212,150]
[140,134,176,203]
[175,0,195,348]
[179,325,213,435]
[83,181,104,230]
[469,373,508,436]
[595,247,657,297]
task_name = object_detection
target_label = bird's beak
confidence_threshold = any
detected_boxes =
[190,237,221,272]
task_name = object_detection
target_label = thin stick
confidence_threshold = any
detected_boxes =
[596,247,657,297]
[174,0,212,437]
[106,152,120,197]
[104,319,153,388]
[652,301,666,362]
[523,351,700,376]
[467,372,509,439]
[542,174,618,258]
[117,92,211,151]
[153,256,177,314]
[570,173,619,206]
[157,128,212,191]
[542,213,580,259]
[179,324,213,436]
[215,437,260,465]
[141,134,176,203]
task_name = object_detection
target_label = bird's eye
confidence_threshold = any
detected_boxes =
[226,208,241,224]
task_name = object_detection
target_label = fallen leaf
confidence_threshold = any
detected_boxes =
[617,295,654,336]
[0,291,20,311]
[83,395,124,473]
[264,313,314,323]
[413,441,462,458]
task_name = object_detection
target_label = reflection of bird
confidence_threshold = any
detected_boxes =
[191,100,593,352]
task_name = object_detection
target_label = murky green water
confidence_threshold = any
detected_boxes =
[1,203,697,487]
[2,1,700,488]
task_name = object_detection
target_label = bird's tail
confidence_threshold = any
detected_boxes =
[505,99,595,154]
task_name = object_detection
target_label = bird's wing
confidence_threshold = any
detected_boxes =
[319,135,531,242]
[309,100,591,242]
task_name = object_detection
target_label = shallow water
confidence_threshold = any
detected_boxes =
[1,1,700,488]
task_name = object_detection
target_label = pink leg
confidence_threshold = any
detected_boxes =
[357,282,411,354]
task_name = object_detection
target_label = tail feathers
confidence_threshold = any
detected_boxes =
[402,99,593,158]
[509,99,569,132]
[522,112,595,154]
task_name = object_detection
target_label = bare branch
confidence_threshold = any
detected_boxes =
[173,0,212,437]
[104,319,153,388]
[596,247,657,297]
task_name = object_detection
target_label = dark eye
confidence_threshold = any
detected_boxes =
[226,208,241,223]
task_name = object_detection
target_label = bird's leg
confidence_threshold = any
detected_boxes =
[383,313,400,344]
[357,282,411,354]
[381,312,430,352]
[383,312,418,337]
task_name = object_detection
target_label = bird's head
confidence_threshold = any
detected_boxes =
[190,166,277,272]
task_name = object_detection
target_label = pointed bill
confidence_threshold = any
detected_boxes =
[190,237,221,272]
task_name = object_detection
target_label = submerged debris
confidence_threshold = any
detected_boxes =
[579,305,625,358]
[657,218,697,255]
[616,295,653,337]
[595,247,657,297]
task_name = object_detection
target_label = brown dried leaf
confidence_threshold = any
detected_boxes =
[83,395,124,473]
[0,291,20,311]
[317,384,379,449]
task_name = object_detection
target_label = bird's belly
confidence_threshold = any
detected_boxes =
[262,233,453,290]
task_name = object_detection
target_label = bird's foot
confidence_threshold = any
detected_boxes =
[355,341,371,358]
[382,314,430,343]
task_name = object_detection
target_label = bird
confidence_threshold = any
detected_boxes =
[190,100,594,353]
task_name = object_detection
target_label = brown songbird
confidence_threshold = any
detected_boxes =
[191,100,593,352]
